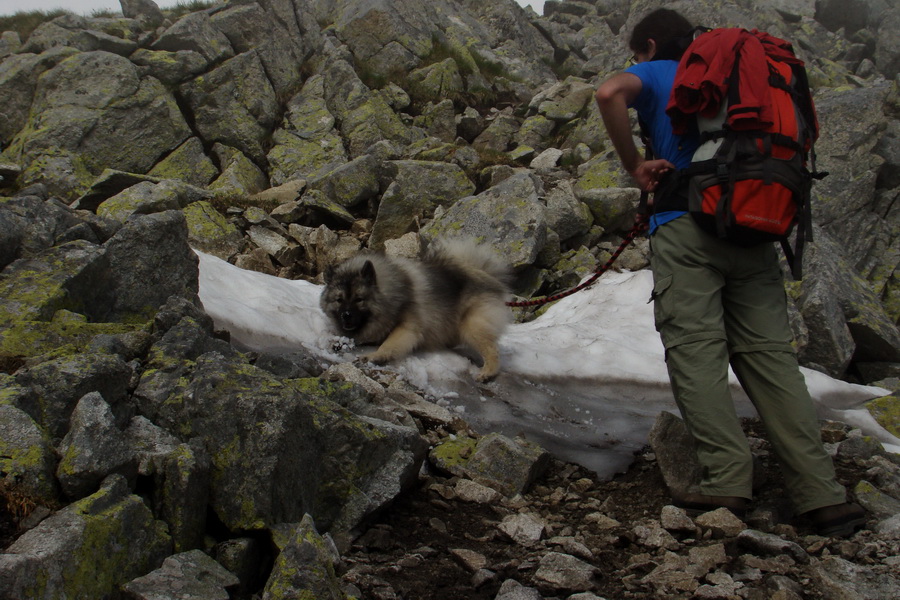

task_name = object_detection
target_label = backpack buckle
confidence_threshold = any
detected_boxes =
[716,162,730,181]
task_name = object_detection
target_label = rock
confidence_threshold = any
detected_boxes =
[497,512,546,546]
[56,392,135,499]
[13,352,132,439]
[659,505,696,533]
[648,411,702,496]
[139,351,427,533]
[370,160,475,249]
[180,51,279,165]
[8,51,190,200]
[214,537,264,597]
[534,551,596,592]
[261,514,343,600]
[633,521,679,550]
[124,549,238,600]
[694,508,747,538]
[183,201,244,261]
[0,475,171,599]
[120,0,165,26]
[495,578,543,600]
[320,56,412,157]
[422,172,548,269]
[0,240,108,325]
[462,432,550,497]
[529,76,595,122]
[736,530,809,564]
[808,555,900,599]
[267,75,348,186]
[103,210,199,321]
[408,58,465,105]
[148,137,218,188]
[455,479,503,504]
[854,479,900,520]
[307,154,381,210]
[210,143,269,196]
[0,404,59,501]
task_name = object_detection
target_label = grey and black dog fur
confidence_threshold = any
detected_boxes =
[320,239,513,381]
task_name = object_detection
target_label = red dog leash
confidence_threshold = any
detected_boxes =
[506,218,648,308]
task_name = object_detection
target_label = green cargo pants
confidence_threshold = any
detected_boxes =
[650,215,846,514]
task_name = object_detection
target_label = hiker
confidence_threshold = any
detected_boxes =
[594,8,865,537]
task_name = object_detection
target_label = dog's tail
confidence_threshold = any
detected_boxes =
[426,237,514,289]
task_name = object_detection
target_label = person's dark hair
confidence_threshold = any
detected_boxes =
[629,9,694,59]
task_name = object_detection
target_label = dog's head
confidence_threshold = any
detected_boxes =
[321,259,377,334]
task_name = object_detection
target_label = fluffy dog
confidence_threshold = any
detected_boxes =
[320,239,513,381]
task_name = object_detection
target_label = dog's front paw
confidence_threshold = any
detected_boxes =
[475,368,499,383]
[361,351,391,365]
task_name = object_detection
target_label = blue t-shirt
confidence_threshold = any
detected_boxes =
[625,60,699,232]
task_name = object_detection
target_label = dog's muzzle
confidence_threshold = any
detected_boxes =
[340,310,363,331]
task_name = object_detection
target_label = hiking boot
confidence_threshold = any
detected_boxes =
[803,502,866,538]
[672,493,748,518]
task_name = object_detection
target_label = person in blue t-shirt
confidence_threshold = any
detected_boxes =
[594,8,865,537]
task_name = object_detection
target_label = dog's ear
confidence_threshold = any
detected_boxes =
[323,265,335,284]
[361,260,377,285]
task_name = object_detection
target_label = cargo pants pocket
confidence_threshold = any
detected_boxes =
[650,274,674,334]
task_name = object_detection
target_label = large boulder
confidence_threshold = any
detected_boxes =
[180,51,280,165]
[136,350,427,533]
[0,475,172,600]
[3,51,191,200]
[267,75,348,186]
[370,160,476,249]
[423,171,549,269]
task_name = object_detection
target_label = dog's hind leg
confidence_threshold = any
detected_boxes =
[460,315,502,382]
[364,321,423,365]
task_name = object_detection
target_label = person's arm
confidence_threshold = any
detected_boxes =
[595,72,674,193]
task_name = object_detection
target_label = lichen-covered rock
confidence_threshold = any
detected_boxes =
[262,514,344,600]
[140,351,426,533]
[422,171,548,269]
[473,110,521,153]
[124,549,238,600]
[0,239,109,325]
[148,137,218,188]
[102,210,199,321]
[798,229,900,377]
[152,11,234,66]
[370,159,476,249]
[544,180,593,242]
[430,432,550,497]
[12,352,132,440]
[97,181,186,223]
[4,51,191,200]
[180,51,279,165]
[0,475,172,600]
[320,56,413,157]
[306,154,381,210]
[183,201,244,261]
[0,47,78,146]
[56,392,136,499]
[866,395,900,438]
[267,75,348,186]
[408,58,465,105]
[414,98,457,142]
[529,76,595,122]
[0,404,59,501]
[209,143,269,196]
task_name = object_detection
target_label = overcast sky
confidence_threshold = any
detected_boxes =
[0,0,545,18]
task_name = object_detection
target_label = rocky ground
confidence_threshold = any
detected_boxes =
[2,408,898,600]
[337,418,899,600]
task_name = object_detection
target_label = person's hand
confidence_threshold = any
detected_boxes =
[628,158,675,192]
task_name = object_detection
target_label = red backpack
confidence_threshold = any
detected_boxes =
[665,27,825,278]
